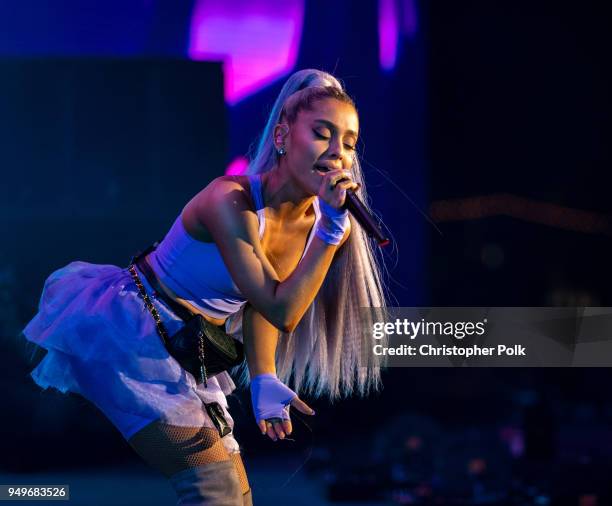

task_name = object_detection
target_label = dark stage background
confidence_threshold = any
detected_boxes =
[1,1,611,504]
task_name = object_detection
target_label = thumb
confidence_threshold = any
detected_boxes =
[290,396,315,416]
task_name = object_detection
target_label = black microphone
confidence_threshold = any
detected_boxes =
[322,167,390,247]
[343,190,390,247]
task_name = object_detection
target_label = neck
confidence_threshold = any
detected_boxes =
[260,165,315,221]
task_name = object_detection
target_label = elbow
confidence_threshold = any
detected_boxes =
[270,309,298,333]
[269,287,299,333]
[279,320,298,334]
[273,314,297,333]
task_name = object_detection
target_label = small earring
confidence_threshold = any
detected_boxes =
[277,146,286,156]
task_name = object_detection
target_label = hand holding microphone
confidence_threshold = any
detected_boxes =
[316,168,390,247]
[318,169,359,209]
[314,169,353,245]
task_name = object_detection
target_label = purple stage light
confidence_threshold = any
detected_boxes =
[378,0,399,71]
[225,156,249,175]
[188,0,305,105]
[378,0,418,71]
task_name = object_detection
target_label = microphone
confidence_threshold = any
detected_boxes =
[320,166,390,247]
[343,190,390,247]
[315,165,391,248]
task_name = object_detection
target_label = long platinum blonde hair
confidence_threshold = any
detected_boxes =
[236,69,388,401]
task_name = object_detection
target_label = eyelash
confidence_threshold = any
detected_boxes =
[313,130,356,151]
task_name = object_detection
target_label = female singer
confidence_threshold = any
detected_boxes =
[22,68,386,505]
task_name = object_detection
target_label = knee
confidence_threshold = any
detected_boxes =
[169,459,243,506]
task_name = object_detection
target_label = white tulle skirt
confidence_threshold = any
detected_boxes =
[22,261,243,453]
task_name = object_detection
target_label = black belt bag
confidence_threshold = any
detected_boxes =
[128,245,244,388]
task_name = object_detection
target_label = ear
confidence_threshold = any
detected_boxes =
[273,123,290,148]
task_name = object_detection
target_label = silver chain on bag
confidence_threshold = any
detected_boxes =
[128,264,208,386]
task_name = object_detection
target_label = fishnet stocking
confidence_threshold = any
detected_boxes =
[229,452,251,496]
[128,421,229,478]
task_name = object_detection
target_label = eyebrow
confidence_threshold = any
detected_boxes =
[313,119,358,138]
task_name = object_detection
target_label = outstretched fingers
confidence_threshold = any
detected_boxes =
[258,397,314,442]
[290,396,316,416]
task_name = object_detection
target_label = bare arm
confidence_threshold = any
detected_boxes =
[243,223,350,377]
[200,174,353,332]
[242,302,318,440]
[242,303,280,377]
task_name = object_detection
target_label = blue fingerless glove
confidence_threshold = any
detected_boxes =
[250,373,297,423]
[315,198,349,245]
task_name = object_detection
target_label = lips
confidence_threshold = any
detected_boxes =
[313,164,341,173]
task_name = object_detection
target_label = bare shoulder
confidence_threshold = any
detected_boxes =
[198,175,252,207]
[183,175,256,242]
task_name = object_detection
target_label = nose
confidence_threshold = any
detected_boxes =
[328,138,345,161]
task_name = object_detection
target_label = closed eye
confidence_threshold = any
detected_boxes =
[314,130,356,151]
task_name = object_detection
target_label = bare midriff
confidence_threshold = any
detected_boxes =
[143,256,228,327]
